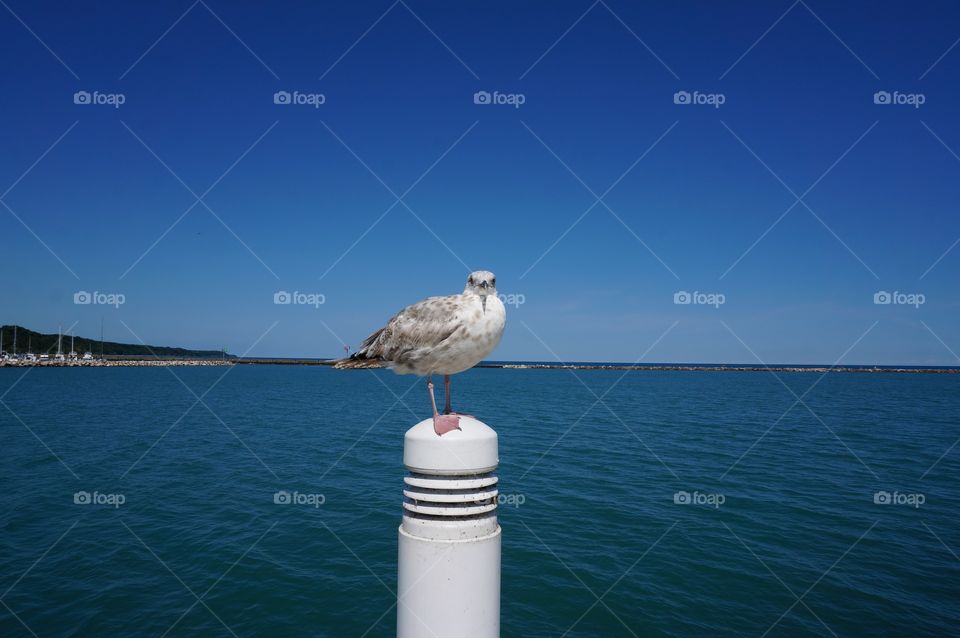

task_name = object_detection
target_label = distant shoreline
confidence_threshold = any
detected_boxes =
[478,363,960,374]
[2,358,958,373]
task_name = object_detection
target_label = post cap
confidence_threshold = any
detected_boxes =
[403,416,498,475]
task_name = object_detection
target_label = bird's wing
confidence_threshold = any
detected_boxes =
[356,295,464,364]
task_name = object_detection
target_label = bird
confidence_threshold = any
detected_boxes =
[335,270,506,435]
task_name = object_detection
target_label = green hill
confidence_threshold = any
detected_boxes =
[0,325,233,359]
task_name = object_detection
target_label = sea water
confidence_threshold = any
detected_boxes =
[1,366,957,636]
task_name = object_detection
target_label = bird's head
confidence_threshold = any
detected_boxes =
[464,270,497,297]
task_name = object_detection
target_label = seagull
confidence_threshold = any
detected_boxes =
[335,271,506,435]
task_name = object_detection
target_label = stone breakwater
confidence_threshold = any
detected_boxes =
[0,359,233,367]
[1,359,955,373]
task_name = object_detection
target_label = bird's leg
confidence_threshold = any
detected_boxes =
[443,374,473,418]
[444,375,452,414]
[428,375,460,436]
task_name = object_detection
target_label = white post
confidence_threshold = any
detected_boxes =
[398,416,501,638]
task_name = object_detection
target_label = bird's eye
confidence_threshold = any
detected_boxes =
[468,277,474,284]
[491,278,496,286]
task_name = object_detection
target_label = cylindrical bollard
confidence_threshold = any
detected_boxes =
[397,416,501,638]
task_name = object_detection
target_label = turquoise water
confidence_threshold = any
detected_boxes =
[1,366,958,637]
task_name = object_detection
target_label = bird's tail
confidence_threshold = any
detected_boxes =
[333,355,387,369]
[335,327,387,369]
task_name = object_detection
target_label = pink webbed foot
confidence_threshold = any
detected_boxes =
[433,414,461,436]
[444,411,474,419]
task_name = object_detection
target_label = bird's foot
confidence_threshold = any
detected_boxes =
[443,411,474,419]
[433,414,461,436]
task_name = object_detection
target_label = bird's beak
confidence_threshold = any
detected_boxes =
[480,281,488,290]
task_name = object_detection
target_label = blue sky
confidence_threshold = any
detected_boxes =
[2,1,959,364]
